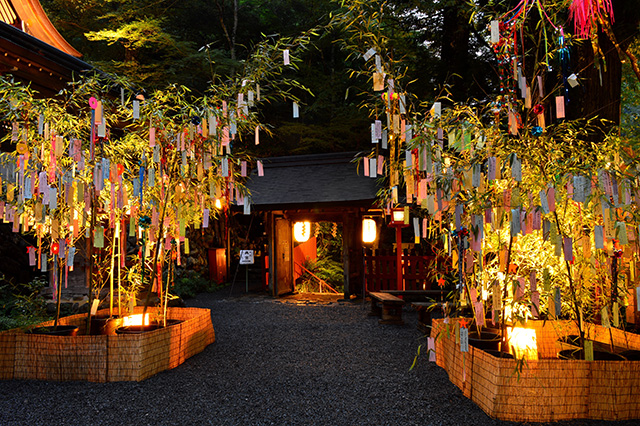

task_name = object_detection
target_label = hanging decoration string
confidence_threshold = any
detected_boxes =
[569,0,615,39]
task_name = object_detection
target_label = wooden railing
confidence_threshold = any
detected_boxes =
[294,261,340,294]
[364,248,440,293]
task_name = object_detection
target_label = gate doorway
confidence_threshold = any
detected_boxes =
[246,152,381,298]
[294,222,343,295]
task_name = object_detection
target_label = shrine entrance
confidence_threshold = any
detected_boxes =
[264,208,369,298]
[246,152,380,299]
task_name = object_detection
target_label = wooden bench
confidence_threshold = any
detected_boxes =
[381,289,446,303]
[368,292,405,325]
[379,290,449,333]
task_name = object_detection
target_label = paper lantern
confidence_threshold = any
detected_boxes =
[362,218,377,243]
[293,221,311,242]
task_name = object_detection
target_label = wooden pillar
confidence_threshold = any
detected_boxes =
[342,213,350,298]
[266,212,275,296]
[343,212,364,298]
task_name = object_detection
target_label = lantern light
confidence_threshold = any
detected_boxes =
[214,198,223,210]
[293,221,311,242]
[507,327,538,360]
[362,218,377,243]
[122,313,150,327]
[391,208,405,225]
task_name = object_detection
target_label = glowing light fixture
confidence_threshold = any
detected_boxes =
[507,327,538,360]
[122,313,150,327]
[389,208,409,291]
[293,221,311,242]
[362,218,377,243]
[391,208,405,225]
[214,198,223,209]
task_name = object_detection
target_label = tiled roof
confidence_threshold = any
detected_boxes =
[247,152,379,209]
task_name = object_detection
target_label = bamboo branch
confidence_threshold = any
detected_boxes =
[600,19,640,83]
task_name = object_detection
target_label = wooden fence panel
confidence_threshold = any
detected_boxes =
[364,249,439,293]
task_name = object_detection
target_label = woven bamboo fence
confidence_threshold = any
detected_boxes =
[431,318,640,421]
[0,307,215,382]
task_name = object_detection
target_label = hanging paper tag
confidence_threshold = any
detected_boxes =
[617,222,629,245]
[369,158,377,179]
[474,301,485,327]
[149,127,156,147]
[472,164,481,188]
[432,102,441,118]
[584,340,594,361]
[547,186,556,211]
[363,47,376,61]
[293,102,299,118]
[427,337,436,362]
[490,20,500,44]
[594,226,604,249]
[555,96,565,119]
[567,73,579,88]
[511,155,522,181]
[67,247,75,267]
[563,237,573,262]
[459,327,469,352]
[488,157,496,180]
[94,226,105,248]
[203,208,210,228]
[554,288,562,316]
[283,49,290,65]
[90,299,99,316]
[531,291,540,317]
[28,246,36,266]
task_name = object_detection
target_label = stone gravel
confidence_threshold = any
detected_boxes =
[0,291,637,426]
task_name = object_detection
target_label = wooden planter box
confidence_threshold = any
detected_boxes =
[0,307,215,382]
[432,318,640,421]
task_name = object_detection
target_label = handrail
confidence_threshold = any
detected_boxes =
[294,261,340,294]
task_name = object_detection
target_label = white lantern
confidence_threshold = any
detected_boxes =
[362,218,377,243]
[293,221,311,242]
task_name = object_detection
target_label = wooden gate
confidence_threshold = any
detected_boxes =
[274,217,294,295]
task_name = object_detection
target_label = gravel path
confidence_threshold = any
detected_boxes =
[0,291,637,426]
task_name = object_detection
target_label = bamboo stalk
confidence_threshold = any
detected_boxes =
[552,209,584,356]
[118,218,122,317]
[86,187,97,334]
[109,220,116,317]
[54,260,61,330]
[500,232,514,353]
[142,158,173,320]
